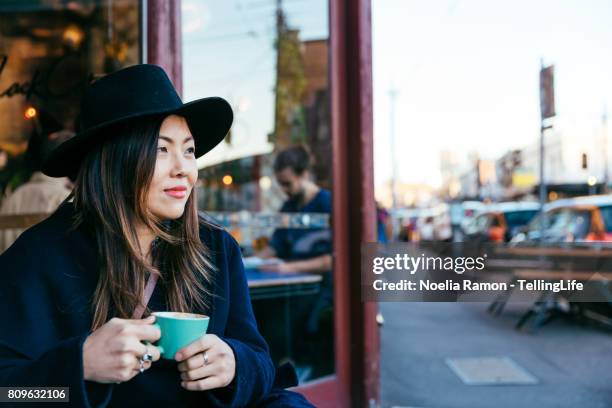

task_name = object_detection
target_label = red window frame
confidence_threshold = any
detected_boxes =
[147,0,379,405]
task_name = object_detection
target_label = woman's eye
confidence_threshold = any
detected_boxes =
[158,146,168,153]
[186,147,196,154]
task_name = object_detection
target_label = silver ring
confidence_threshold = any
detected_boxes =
[139,346,153,373]
[203,352,209,366]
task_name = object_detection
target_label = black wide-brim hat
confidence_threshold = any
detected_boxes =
[42,64,233,178]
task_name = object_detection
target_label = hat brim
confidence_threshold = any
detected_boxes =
[42,96,233,178]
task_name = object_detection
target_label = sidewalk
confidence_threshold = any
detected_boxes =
[380,301,612,408]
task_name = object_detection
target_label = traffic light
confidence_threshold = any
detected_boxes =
[581,153,588,169]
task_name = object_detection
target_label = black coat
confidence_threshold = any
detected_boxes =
[0,203,312,407]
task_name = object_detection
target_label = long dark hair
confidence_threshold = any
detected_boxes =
[71,115,215,330]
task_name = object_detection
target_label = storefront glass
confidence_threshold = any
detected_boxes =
[183,0,333,382]
[0,0,141,195]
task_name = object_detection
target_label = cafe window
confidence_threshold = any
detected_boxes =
[0,0,142,253]
[0,0,141,197]
[183,0,333,382]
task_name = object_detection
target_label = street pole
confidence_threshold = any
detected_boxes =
[272,0,284,149]
[539,123,547,237]
[538,60,555,239]
[603,105,609,193]
[389,86,398,209]
[538,123,548,206]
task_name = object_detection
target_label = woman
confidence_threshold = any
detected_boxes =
[0,65,313,407]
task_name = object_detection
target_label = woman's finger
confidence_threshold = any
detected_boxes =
[116,316,156,325]
[120,338,149,357]
[181,375,224,391]
[129,353,150,373]
[110,336,141,355]
[131,315,156,324]
[175,334,216,361]
[135,341,162,362]
[111,337,160,362]
[131,360,153,373]
[128,344,161,373]
[177,350,217,372]
[177,351,208,372]
[147,344,162,362]
[129,324,161,342]
[179,361,218,381]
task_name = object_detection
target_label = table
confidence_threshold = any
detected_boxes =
[246,268,323,300]
[492,246,612,274]
[488,269,612,332]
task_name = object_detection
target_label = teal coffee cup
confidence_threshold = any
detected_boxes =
[151,312,210,359]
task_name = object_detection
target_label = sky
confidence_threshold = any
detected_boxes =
[182,0,328,168]
[372,0,612,188]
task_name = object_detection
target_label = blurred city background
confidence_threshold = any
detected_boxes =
[374,1,612,246]
[374,2,612,407]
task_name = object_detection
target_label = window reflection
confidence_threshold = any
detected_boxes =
[0,1,140,251]
[183,0,333,382]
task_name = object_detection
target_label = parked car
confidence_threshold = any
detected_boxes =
[511,195,612,243]
[463,202,539,243]
[450,200,485,241]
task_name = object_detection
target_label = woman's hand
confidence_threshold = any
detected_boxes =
[175,334,236,391]
[82,316,161,383]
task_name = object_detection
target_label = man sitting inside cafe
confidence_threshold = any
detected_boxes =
[255,145,333,379]
[255,144,332,275]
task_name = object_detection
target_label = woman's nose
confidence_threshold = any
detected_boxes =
[170,151,188,177]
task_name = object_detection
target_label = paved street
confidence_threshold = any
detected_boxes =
[380,301,612,408]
